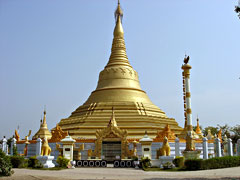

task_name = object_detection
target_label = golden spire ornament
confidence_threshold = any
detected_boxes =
[115,0,123,22]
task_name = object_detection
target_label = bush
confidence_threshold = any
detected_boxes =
[10,156,28,168]
[184,156,240,171]
[13,146,18,156]
[140,157,151,169]
[202,156,240,170]
[0,149,13,176]
[163,162,175,169]
[131,156,138,161]
[184,159,203,170]
[173,156,185,168]
[56,156,69,168]
[28,156,42,168]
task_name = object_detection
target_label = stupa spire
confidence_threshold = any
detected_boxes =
[106,0,131,68]
[43,109,47,125]
[115,0,123,22]
[195,116,203,137]
[32,108,52,140]
[108,107,118,127]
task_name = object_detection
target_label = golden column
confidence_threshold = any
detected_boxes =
[182,56,194,151]
[181,56,201,159]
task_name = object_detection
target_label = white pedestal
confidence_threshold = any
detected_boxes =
[159,156,174,168]
[37,156,55,168]
[182,150,201,160]
[151,159,161,167]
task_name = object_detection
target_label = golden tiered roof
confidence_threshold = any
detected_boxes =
[57,1,183,139]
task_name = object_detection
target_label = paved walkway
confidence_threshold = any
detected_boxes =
[1,167,240,180]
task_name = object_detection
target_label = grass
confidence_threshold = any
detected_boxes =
[144,167,182,171]
[27,167,66,171]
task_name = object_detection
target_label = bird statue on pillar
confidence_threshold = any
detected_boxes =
[184,55,190,64]
[235,0,240,18]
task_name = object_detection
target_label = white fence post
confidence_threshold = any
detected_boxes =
[227,138,233,156]
[202,137,208,159]
[2,136,8,155]
[175,137,180,157]
[237,139,240,156]
[214,138,221,157]
[10,138,17,155]
[36,138,42,156]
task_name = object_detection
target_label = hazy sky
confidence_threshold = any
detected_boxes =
[0,0,239,139]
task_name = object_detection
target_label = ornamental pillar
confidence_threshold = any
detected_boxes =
[181,56,194,151]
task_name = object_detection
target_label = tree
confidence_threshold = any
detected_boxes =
[202,126,219,137]
[217,124,231,138]
[230,124,240,144]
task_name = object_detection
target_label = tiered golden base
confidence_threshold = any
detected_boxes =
[58,102,183,139]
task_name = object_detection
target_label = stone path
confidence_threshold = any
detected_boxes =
[1,167,240,180]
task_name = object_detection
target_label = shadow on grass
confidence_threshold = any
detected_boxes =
[27,167,66,171]
[143,167,183,172]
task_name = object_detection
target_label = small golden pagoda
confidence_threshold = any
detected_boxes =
[195,117,203,138]
[57,1,183,139]
[33,110,52,140]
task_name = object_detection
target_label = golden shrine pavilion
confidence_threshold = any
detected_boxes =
[55,1,183,140]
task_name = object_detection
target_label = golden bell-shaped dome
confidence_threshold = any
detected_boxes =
[58,1,183,139]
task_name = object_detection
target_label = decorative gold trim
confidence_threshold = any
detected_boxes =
[186,108,192,114]
[49,124,68,143]
[92,109,132,159]
[154,124,176,142]
[186,92,191,98]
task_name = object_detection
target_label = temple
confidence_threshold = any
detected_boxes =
[9,1,232,168]
[57,1,183,139]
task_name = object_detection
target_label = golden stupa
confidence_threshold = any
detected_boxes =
[33,110,52,140]
[58,1,183,139]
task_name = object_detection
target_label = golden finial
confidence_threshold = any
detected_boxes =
[43,108,47,124]
[115,0,123,22]
[44,105,46,115]
[113,0,124,38]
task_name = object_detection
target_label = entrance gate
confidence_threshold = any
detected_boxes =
[102,141,121,162]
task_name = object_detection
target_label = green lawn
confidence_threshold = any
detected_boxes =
[144,167,182,171]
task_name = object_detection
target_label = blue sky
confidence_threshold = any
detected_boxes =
[0,0,239,139]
